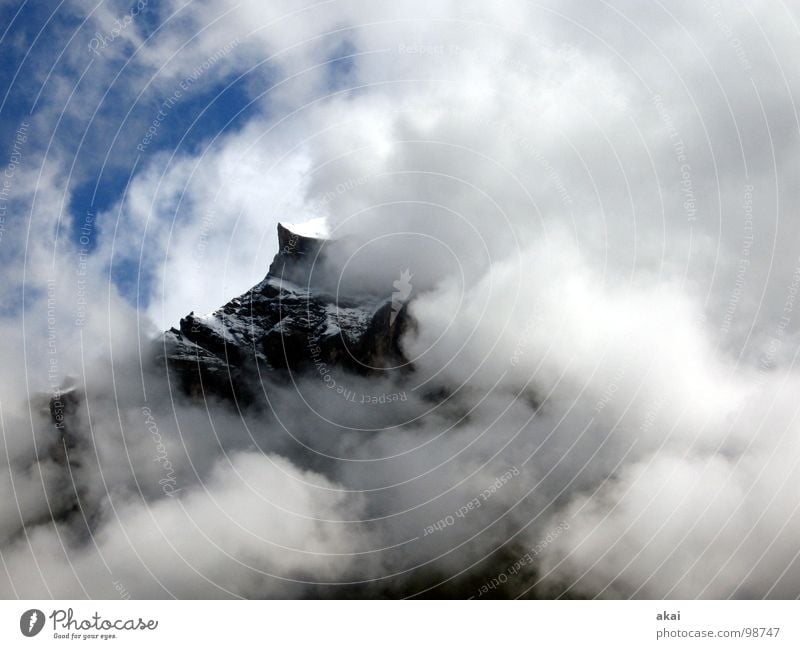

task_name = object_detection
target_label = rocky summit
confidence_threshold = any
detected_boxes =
[158,222,413,403]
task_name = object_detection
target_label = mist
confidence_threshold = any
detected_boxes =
[2,0,800,599]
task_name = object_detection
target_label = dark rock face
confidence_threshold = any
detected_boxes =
[36,384,85,524]
[268,222,325,285]
[158,223,413,403]
[47,385,83,468]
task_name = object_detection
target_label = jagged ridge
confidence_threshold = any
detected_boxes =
[159,222,413,402]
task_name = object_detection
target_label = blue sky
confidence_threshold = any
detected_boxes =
[0,1,370,317]
[0,1,285,310]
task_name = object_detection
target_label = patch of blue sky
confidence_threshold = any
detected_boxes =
[1,3,362,311]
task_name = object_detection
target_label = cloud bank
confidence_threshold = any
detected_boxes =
[1,0,800,598]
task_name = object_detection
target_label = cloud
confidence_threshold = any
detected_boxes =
[0,450,369,598]
[2,0,800,599]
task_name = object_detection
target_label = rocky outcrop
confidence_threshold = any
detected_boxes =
[34,384,85,525]
[41,384,83,468]
[158,222,413,403]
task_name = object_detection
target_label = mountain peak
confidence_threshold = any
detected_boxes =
[278,217,329,240]
[159,219,412,404]
[270,220,329,285]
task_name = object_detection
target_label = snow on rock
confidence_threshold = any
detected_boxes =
[279,217,329,239]
[158,223,412,403]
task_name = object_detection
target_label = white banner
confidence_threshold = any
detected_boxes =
[0,600,797,648]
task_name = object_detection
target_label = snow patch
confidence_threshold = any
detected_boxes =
[280,217,329,239]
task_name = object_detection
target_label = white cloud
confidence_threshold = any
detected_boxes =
[3,0,800,598]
